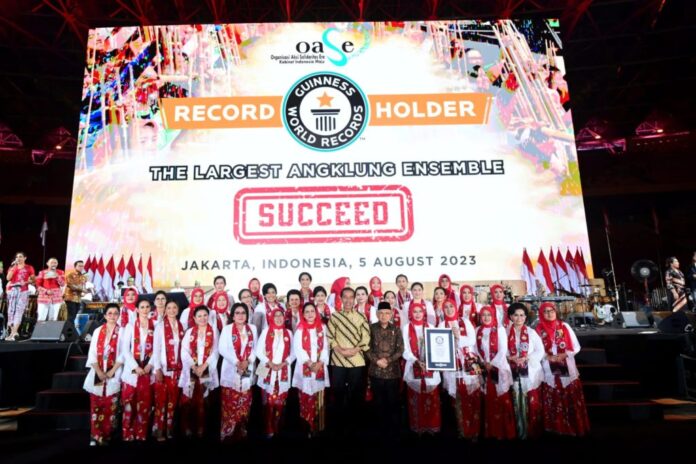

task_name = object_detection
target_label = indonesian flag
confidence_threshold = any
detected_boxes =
[85,255,94,281]
[102,256,115,301]
[575,248,590,294]
[93,256,104,299]
[548,247,560,292]
[565,248,580,293]
[143,255,153,293]
[135,255,143,292]
[126,255,136,282]
[521,249,537,295]
[116,255,126,285]
[535,250,555,294]
[555,248,571,292]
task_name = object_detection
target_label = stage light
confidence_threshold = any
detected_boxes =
[593,134,601,140]
[55,144,62,150]
[656,128,663,133]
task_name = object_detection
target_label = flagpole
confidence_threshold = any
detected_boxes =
[605,225,621,313]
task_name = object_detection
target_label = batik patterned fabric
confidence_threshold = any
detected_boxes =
[542,378,590,436]
[121,374,153,441]
[453,382,482,439]
[299,390,325,433]
[152,375,179,440]
[220,387,252,441]
[89,393,119,444]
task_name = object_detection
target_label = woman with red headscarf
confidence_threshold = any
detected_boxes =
[179,306,219,438]
[180,288,218,331]
[402,301,441,434]
[506,303,545,439]
[439,299,481,440]
[256,307,295,438]
[292,302,330,436]
[367,276,383,307]
[535,302,590,436]
[438,274,460,307]
[219,302,258,441]
[459,284,479,327]
[432,287,447,326]
[248,278,264,307]
[328,277,350,311]
[489,284,509,328]
[121,298,156,441]
[120,288,139,326]
[475,306,516,439]
[210,292,230,332]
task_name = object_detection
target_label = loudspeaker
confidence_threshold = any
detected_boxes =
[30,320,78,342]
[618,311,651,328]
[568,312,595,327]
[658,311,696,334]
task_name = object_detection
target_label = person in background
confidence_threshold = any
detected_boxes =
[238,288,254,314]
[402,282,435,327]
[35,258,65,322]
[206,275,235,312]
[368,301,404,437]
[83,303,123,446]
[252,283,284,332]
[313,286,334,324]
[459,284,479,327]
[126,276,141,293]
[63,260,87,325]
[382,290,401,326]
[665,257,688,312]
[298,272,314,304]
[5,252,35,341]
[367,276,383,307]
[328,277,350,311]
[248,278,264,307]
[152,290,167,323]
[285,289,303,332]
[395,274,411,311]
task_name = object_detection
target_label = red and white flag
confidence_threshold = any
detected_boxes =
[555,248,571,292]
[143,255,153,293]
[93,256,105,297]
[40,215,48,247]
[135,255,143,292]
[85,255,94,281]
[103,256,115,301]
[535,249,555,294]
[126,255,136,282]
[564,248,580,293]
[521,248,537,295]
[116,255,126,285]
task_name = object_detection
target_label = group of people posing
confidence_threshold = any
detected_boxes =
[83,271,590,446]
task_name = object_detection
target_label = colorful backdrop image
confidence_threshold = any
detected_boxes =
[66,20,592,291]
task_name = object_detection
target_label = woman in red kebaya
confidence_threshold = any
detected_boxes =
[211,292,230,332]
[180,288,217,331]
[252,283,285,332]
[438,274,460,307]
[401,282,435,327]
[354,286,376,323]
[292,302,330,436]
[256,307,295,438]
[83,304,123,446]
[120,288,138,326]
[402,302,441,435]
[298,272,314,304]
[432,286,447,326]
[121,298,156,441]
[506,303,545,439]
[459,284,479,327]
[475,306,516,440]
[489,284,509,328]
[5,252,35,341]
[367,276,383,307]
[439,299,481,440]
[179,306,219,438]
[219,303,258,441]
[383,290,401,326]
[152,300,184,441]
[536,302,590,436]
[313,286,334,324]
[248,277,264,307]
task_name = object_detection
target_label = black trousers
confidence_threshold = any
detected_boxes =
[370,376,400,436]
[66,301,81,323]
[330,366,366,435]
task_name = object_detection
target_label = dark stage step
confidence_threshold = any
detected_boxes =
[52,371,87,390]
[582,380,643,401]
[576,363,625,381]
[586,400,664,422]
[35,389,90,411]
[575,347,608,365]
[17,410,90,432]
[67,355,88,372]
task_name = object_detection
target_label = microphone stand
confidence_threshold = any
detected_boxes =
[605,225,621,313]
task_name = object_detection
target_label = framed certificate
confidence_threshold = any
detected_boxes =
[424,328,456,371]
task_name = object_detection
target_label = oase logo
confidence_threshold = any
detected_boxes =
[282,72,369,151]
[295,28,356,66]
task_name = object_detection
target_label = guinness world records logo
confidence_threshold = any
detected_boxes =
[282,72,369,151]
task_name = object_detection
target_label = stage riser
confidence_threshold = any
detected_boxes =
[577,364,627,381]
[587,403,664,422]
[66,356,87,372]
[36,390,89,411]
[17,411,89,432]
[583,383,644,402]
[575,348,608,365]
[52,372,87,390]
